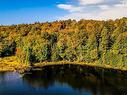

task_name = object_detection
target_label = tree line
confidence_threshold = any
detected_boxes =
[0,17,127,67]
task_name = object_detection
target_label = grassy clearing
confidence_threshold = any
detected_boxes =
[1,56,127,72]
[34,61,127,72]
[0,56,30,72]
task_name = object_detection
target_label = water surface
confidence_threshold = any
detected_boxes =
[0,64,127,95]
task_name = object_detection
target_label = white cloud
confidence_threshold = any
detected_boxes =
[57,0,127,20]
[58,13,95,20]
[114,0,127,7]
[99,6,127,19]
[79,0,105,5]
[58,6,127,20]
[57,4,83,12]
[98,5,110,10]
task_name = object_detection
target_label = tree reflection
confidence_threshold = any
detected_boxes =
[23,64,127,95]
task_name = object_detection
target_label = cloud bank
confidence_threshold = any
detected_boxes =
[57,0,127,20]
[57,4,83,12]
[79,0,105,5]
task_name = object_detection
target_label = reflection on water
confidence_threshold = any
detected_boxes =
[0,64,127,95]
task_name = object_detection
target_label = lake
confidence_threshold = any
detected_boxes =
[0,64,127,95]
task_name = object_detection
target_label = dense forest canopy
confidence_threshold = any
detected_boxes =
[0,17,127,67]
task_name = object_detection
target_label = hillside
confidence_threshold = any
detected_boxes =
[0,17,127,70]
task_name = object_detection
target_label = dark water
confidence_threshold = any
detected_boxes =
[0,65,127,95]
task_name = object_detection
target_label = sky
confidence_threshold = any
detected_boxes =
[0,0,127,25]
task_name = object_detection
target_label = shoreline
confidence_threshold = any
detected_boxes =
[33,61,127,73]
[1,56,127,73]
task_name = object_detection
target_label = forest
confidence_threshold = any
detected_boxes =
[0,17,127,68]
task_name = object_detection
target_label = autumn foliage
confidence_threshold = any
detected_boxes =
[0,17,127,67]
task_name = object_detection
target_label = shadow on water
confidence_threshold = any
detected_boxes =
[1,64,127,95]
[23,64,127,95]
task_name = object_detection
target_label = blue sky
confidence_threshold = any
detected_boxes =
[0,0,127,25]
[0,0,68,25]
